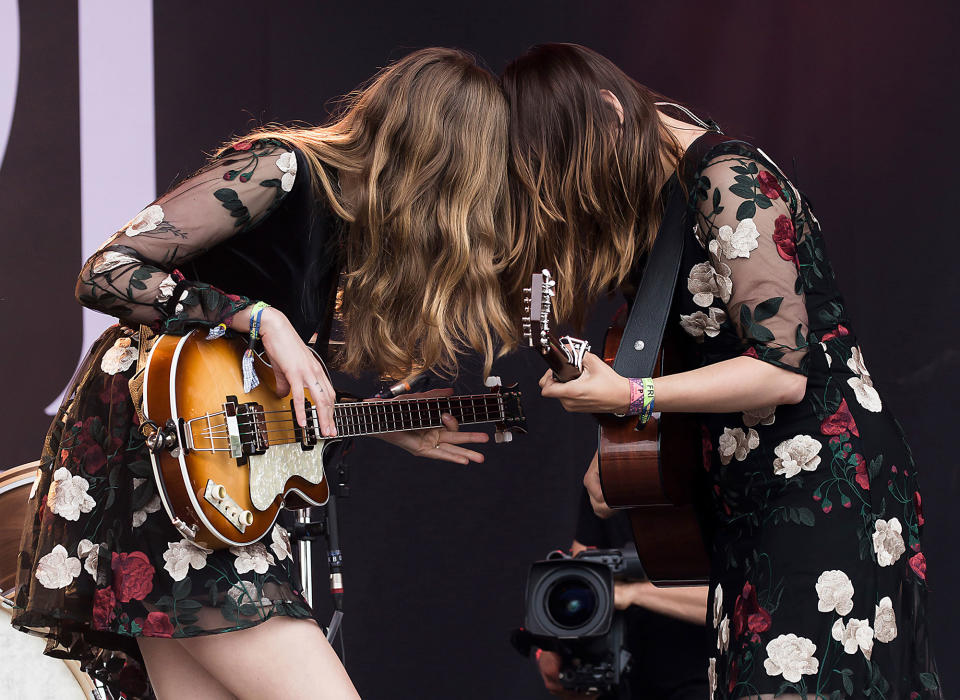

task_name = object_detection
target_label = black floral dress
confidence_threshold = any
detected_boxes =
[12,139,342,698]
[673,138,942,699]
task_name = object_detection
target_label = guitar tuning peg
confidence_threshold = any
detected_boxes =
[494,430,513,444]
[484,375,503,388]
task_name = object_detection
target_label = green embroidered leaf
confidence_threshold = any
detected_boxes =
[154,595,175,611]
[869,455,883,479]
[731,165,749,174]
[129,278,147,291]
[795,324,806,348]
[104,489,116,509]
[175,612,199,625]
[736,200,757,220]
[729,183,755,199]
[176,599,203,611]
[182,624,204,635]
[842,669,854,695]
[712,187,721,210]
[739,305,753,329]
[754,297,783,322]
[260,178,282,188]
[797,507,815,526]
[213,188,239,202]
[238,602,258,617]
[733,174,754,185]
[746,161,759,174]
[172,577,192,601]
[206,579,219,607]
[920,672,940,689]
[749,323,775,343]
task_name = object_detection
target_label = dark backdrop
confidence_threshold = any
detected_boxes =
[1,2,957,698]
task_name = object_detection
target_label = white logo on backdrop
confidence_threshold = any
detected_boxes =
[0,1,20,173]
[46,1,156,414]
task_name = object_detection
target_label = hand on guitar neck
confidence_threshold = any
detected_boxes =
[538,352,630,414]
[366,388,490,465]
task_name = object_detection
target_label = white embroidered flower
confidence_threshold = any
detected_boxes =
[815,569,854,615]
[831,617,874,659]
[48,467,96,521]
[713,583,723,627]
[773,435,822,478]
[717,427,760,465]
[156,274,177,304]
[132,495,162,528]
[680,307,727,340]
[230,543,275,575]
[162,539,211,581]
[872,518,906,567]
[77,539,101,577]
[709,218,760,260]
[687,261,733,307]
[100,341,138,375]
[718,615,730,652]
[743,405,776,427]
[35,544,82,589]
[874,596,897,643]
[270,525,293,561]
[763,634,819,683]
[123,204,164,236]
[276,151,297,191]
[227,580,271,608]
[846,346,882,412]
[92,250,140,274]
[707,657,717,699]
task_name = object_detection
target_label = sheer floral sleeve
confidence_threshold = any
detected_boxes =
[684,153,810,373]
[76,138,299,333]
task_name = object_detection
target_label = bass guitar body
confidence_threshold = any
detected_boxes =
[597,319,710,585]
[143,332,332,550]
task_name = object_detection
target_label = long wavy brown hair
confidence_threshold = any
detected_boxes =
[500,43,683,329]
[220,48,514,378]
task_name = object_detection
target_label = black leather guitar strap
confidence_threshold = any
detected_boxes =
[612,131,735,378]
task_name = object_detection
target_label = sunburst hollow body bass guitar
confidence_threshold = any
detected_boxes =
[142,331,526,549]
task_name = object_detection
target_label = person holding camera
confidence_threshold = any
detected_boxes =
[534,479,709,699]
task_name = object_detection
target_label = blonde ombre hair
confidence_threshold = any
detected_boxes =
[220,48,514,378]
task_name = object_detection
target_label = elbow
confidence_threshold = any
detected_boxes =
[778,372,807,405]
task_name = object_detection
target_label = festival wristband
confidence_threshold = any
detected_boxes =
[637,377,656,428]
[241,301,270,393]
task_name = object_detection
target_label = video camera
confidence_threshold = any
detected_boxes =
[511,547,645,698]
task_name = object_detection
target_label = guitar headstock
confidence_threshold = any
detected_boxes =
[485,375,526,442]
[521,269,589,382]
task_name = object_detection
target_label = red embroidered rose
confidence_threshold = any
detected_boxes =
[98,374,129,406]
[772,215,797,263]
[733,581,771,639]
[820,398,860,438]
[757,170,782,199]
[233,141,253,151]
[111,551,155,603]
[742,347,759,360]
[909,552,926,580]
[853,453,870,490]
[728,657,739,693]
[821,324,850,342]
[139,611,175,638]
[92,586,117,630]
[915,491,924,526]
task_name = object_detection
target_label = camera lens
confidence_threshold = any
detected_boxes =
[546,577,598,629]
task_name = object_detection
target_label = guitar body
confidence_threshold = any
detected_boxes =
[143,332,331,550]
[596,320,711,586]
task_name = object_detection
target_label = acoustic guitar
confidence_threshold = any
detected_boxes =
[143,331,525,549]
[523,271,709,585]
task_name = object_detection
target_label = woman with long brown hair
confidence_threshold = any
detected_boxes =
[502,43,940,699]
[12,47,516,699]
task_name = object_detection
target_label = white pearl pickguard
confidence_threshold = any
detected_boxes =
[247,442,326,511]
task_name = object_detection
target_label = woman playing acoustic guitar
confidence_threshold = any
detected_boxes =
[13,48,515,699]
[502,43,940,699]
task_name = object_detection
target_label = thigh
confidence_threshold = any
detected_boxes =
[138,636,237,700]
[178,616,360,700]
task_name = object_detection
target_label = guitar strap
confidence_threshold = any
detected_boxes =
[612,131,736,378]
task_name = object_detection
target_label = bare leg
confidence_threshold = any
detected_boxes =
[138,636,236,700]
[177,616,360,700]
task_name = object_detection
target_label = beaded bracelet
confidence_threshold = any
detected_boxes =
[242,301,270,393]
